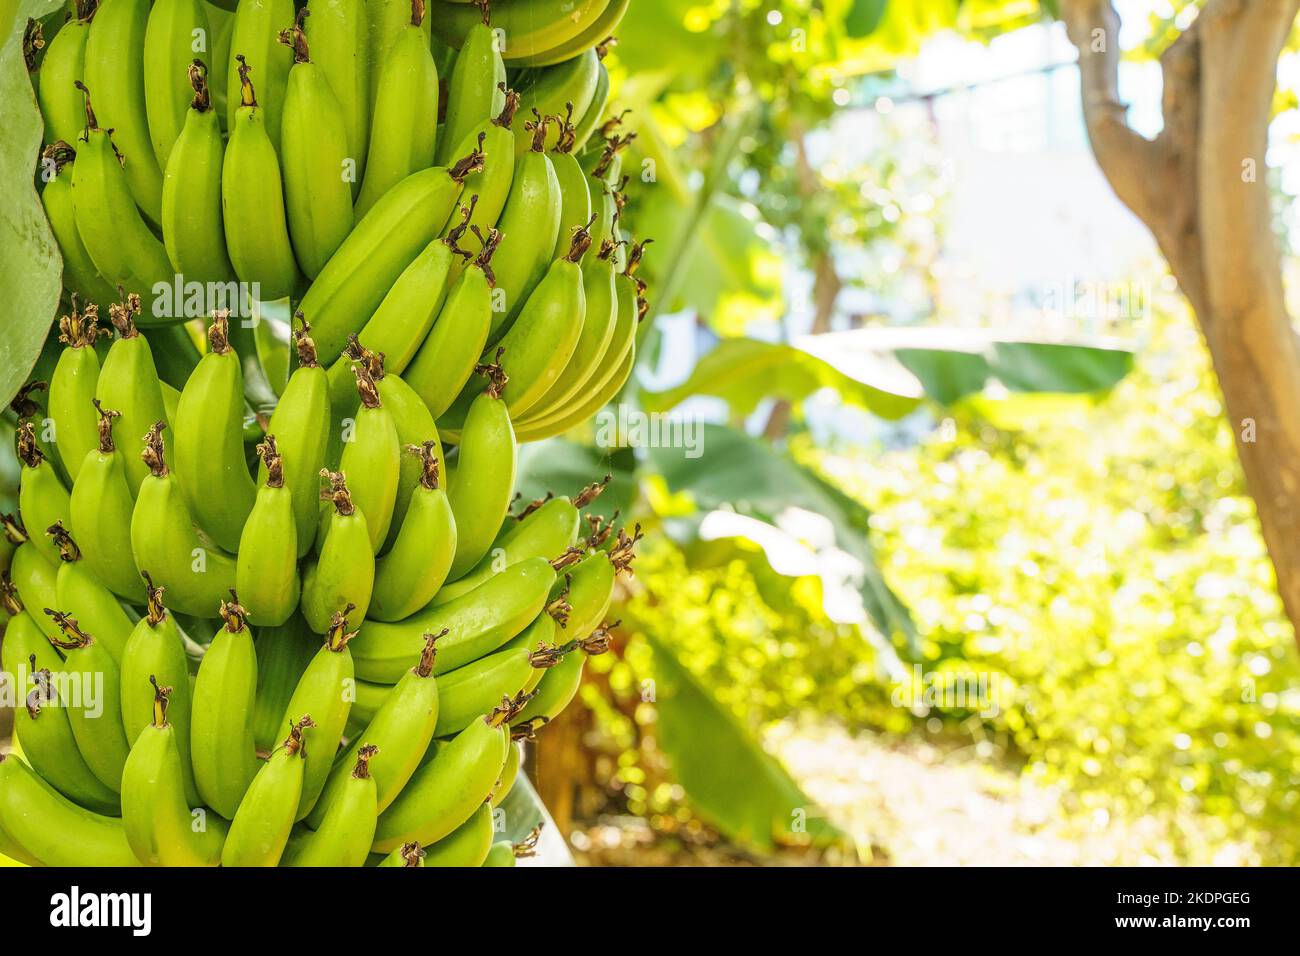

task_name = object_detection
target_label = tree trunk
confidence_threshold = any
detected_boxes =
[1065,0,1300,642]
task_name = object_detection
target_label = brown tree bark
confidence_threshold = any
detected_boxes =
[1065,0,1300,641]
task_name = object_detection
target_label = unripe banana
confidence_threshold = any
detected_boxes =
[6,530,66,647]
[433,645,557,737]
[372,697,515,852]
[225,0,293,147]
[283,744,376,865]
[0,752,139,867]
[490,738,521,808]
[279,609,356,820]
[17,424,74,568]
[69,88,173,299]
[571,48,612,151]
[190,595,259,819]
[306,632,440,826]
[236,436,300,626]
[420,800,494,865]
[278,10,355,278]
[119,574,199,805]
[484,111,561,341]
[95,293,171,494]
[354,0,439,218]
[296,148,483,365]
[208,1,233,119]
[429,0,609,63]
[304,0,369,197]
[130,421,240,618]
[514,0,627,67]
[42,606,132,792]
[301,470,375,632]
[502,609,559,694]
[37,0,96,147]
[221,715,313,866]
[121,677,228,866]
[83,0,165,223]
[143,0,212,168]
[260,316,331,558]
[404,227,498,421]
[39,144,121,309]
[372,366,446,551]
[334,362,400,552]
[436,1,505,166]
[173,313,257,552]
[366,0,430,108]
[48,521,134,663]
[375,841,425,866]
[162,60,237,284]
[369,443,456,621]
[46,304,103,485]
[222,55,300,301]
[251,611,319,752]
[548,104,594,258]
[442,364,517,579]
[482,840,515,866]
[514,49,600,155]
[440,92,519,275]
[67,401,138,599]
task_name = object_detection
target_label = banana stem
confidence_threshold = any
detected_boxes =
[492,86,520,129]
[219,593,248,632]
[16,421,43,469]
[415,629,447,678]
[46,521,81,562]
[142,421,169,477]
[92,398,119,453]
[257,434,285,487]
[325,605,359,651]
[188,60,212,112]
[353,744,379,779]
[142,571,168,626]
[235,55,257,109]
[407,441,441,490]
[293,312,319,368]
[150,675,172,728]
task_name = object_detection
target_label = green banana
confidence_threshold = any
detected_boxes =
[369,360,447,551]
[221,715,313,866]
[306,631,440,825]
[483,111,560,340]
[490,738,521,808]
[95,293,171,494]
[283,744,376,865]
[501,607,560,694]
[296,149,483,365]
[143,0,212,168]
[222,55,300,301]
[17,424,74,568]
[522,236,617,422]
[440,90,518,273]
[420,800,494,865]
[37,0,96,148]
[482,840,514,866]
[323,205,466,410]
[515,49,600,154]
[571,54,610,152]
[121,677,228,866]
[305,0,369,197]
[278,10,355,278]
[365,0,430,108]
[1,593,63,675]
[6,529,66,647]
[236,436,300,626]
[42,607,132,792]
[173,313,257,552]
[130,421,239,618]
[48,522,134,663]
[301,470,375,632]
[434,643,562,737]
[350,554,554,684]
[69,86,173,301]
[225,0,293,148]
[279,609,356,819]
[67,400,138,599]
[512,633,594,730]
[516,0,627,67]
[190,595,259,819]
[39,144,121,309]
[251,611,319,752]
[46,305,103,485]
[443,364,517,578]
[429,0,609,63]
[372,696,516,852]
[548,104,594,257]
[376,841,424,866]
[369,442,456,621]
[260,316,331,558]
[208,0,234,118]
[162,59,236,284]
[403,227,498,421]
[354,0,439,218]
[83,0,165,223]
[436,1,505,166]
[336,362,400,551]
[119,573,199,805]
[0,752,139,867]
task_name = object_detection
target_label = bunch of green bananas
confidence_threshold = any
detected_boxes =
[34,0,644,441]
[1,299,635,866]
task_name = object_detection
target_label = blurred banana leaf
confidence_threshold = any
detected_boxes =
[0,0,64,408]
[648,632,844,853]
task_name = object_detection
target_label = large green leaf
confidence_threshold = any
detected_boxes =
[647,424,917,655]
[642,336,921,419]
[0,0,64,408]
[648,632,843,853]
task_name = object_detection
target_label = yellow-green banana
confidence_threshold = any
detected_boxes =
[354,0,439,218]
[428,0,609,63]
[376,841,424,866]
[6,525,66,647]
[283,744,376,865]
[40,144,122,310]
[48,521,134,663]
[190,595,259,818]
[436,1,505,166]
[221,715,313,866]
[440,91,519,276]
[225,0,293,147]
[278,10,355,278]
[19,430,75,578]
[366,0,430,108]
[420,800,494,864]
[46,304,103,484]
[304,0,369,198]
[301,470,375,631]
[514,49,600,154]
[143,0,212,168]
[37,0,96,147]
[222,55,300,301]
[369,442,456,621]
[95,293,171,494]
[251,611,319,752]
[236,436,300,626]
[336,362,400,551]
[548,104,593,257]
[516,0,627,67]
[67,401,139,599]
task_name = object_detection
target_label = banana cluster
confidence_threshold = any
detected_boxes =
[1,295,636,866]
[36,0,645,444]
